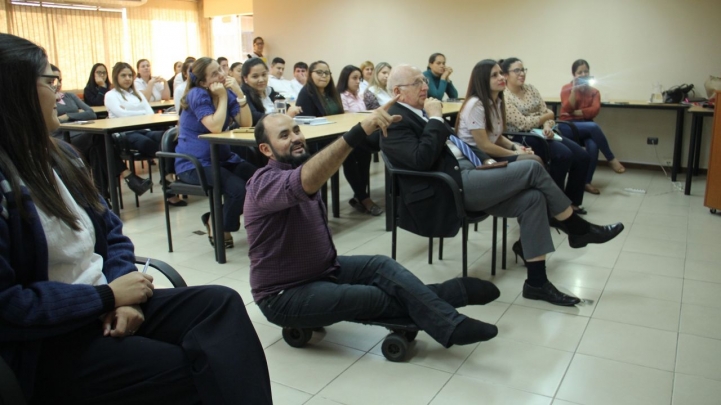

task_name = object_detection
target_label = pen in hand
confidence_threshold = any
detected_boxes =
[141,258,150,274]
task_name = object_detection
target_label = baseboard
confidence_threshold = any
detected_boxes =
[597,160,708,175]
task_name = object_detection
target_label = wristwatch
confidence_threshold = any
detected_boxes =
[237,97,247,107]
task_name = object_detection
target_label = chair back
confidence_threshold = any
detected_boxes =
[160,127,179,175]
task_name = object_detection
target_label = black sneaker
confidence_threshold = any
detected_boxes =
[125,174,151,196]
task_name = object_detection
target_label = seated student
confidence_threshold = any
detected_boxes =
[381,65,624,306]
[229,61,243,84]
[134,59,170,102]
[456,60,542,164]
[247,37,267,63]
[268,57,294,99]
[289,61,308,99]
[559,59,625,194]
[240,58,302,126]
[337,65,382,216]
[502,57,590,214]
[0,33,272,405]
[169,60,182,97]
[423,53,458,100]
[174,56,196,89]
[173,59,194,112]
[359,60,374,94]
[246,108,504,349]
[176,57,255,248]
[105,62,178,202]
[217,56,229,74]
[83,63,111,107]
[296,60,343,117]
[363,62,392,110]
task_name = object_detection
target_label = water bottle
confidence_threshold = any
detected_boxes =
[274,99,286,115]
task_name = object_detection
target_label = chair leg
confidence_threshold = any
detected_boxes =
[502,217,507,270]
[147,161,153,193]
[428,238,433,264]
[474,222,478,232]
[117,175,124,210]
[439,237,444,260]
[492,217,498,276]
[129,157,140,208]
[462,222,468,278]
[391,212,398,260]
[164,189,173,252]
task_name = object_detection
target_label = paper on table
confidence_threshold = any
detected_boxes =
[530,128,563,141]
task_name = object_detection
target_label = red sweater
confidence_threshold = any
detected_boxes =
[560,82,601,121]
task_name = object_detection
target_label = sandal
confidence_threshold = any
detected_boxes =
[584,184,600,195]
[349,198,368,214]
[201,212,214,247]
[224,235,234,249]
[609,159,626,174]
[367,204,383,216]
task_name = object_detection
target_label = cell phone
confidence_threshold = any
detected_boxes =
[476,161,509,170]
[72,120,94,125]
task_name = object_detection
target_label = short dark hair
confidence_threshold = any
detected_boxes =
[271,57,285,66]
[230,61,242,72]
[572,59,590,75]
[498,57,522,74]
[293,62,308,71]
[217,57,228,64]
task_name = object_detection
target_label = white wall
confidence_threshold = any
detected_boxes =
[254,0,721,168]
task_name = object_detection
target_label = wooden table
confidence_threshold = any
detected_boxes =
[685,106,715,195]
[545,98,690,181]
[91,100,175,118]
[59,114,178,215]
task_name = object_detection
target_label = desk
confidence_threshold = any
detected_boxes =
[91,100,175,118]
[199,113,368,263]
[545,98,689,181]
[685,106,715,195]
[59,114,178,215]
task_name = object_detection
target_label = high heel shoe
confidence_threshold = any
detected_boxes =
[512,240,527,265]
[201,212,214,247]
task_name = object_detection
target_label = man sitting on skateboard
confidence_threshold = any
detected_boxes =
[244,98,501,348]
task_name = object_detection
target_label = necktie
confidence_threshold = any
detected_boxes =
[448,135,483,166]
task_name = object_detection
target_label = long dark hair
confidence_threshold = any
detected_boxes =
[456,59,506,135]
[85,63,111,89]
[0,33,104,228]
[180,57,215,112]
[305,60,343,115]
[240,58,270,114]
[336,65,361,95]
[572,59,589,75]
[111,62,142,101]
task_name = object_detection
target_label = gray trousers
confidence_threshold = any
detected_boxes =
[460,159,571,258]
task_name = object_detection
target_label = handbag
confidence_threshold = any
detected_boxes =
[663,84,695,103]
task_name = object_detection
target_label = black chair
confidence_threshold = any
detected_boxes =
[0,257,186,405]
[113,132,156,208]
[382,154,506,277]
[156,127,216,257]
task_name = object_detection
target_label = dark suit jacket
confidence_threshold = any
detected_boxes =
[381,103,490,237]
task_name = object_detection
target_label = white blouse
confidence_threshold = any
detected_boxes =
[104,88,154,118]
[134,77,165,102]
[39,171,106,286]
[367,85,392,105]
[458,96,505,146]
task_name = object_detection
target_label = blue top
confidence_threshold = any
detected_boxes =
[423,69,459,100]
[175,87,241,174]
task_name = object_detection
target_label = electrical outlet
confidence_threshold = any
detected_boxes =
[647,137,659,145]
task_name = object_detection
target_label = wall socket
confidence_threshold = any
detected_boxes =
[647,137,659,145]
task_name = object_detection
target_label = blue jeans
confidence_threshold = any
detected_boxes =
[177,161,257,232]
[558,121,616,184]
[258,255,475,347]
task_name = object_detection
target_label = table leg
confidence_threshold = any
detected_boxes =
[331,171,340,218]
[693,116,703,176]
[685,114,699,195]
[210,144,226,263]
[385,164,393,232]
[671,108,685,182]
[104,132,120,216]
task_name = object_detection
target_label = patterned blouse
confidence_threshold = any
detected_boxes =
[504,84,551,132]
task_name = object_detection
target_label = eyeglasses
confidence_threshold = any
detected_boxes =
[398,77,429,88]
[40,74,61,91]
[96,71,107,76]
[312,70,332,77]
[509,68,528,75]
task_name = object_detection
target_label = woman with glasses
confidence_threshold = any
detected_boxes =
[423,52,458,100]
[336,65,383,216]
[240,58,302,126]
[134,59,170,102]
[558,59,625,194]
[83,63,111,106]
[363,62,392,110]
[0,33,272,405]
[177,57,254,249]
[502,57,590,214]
[296,60,343,117]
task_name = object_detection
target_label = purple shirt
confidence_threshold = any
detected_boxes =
[245,159,339,302]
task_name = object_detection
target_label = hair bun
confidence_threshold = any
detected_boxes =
[497,59,505,65]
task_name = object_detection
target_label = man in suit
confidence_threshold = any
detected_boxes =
[381,65,624,306]
[244,102,503,349]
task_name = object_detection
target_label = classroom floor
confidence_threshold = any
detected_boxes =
[126,160,720,405]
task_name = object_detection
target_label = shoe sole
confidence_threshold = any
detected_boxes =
[522,292,579,306]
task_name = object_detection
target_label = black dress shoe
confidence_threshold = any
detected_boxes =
[523,281,581,306]
[568,223,624,248]
[124,174,151,196]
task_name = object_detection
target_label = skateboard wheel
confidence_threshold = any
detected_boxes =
[381,333,409,362]
[282,327,313,348]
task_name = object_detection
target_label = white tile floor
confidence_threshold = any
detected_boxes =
[125,160,721,405]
